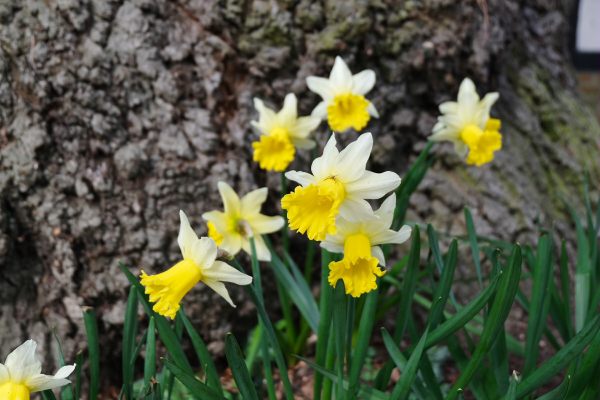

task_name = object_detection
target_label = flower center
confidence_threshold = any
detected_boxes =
[140,258,203,319]
[281,177,346,241]
[0,382,30,400]
[252,127,295,172]
[327,93,370,132]
[459,118,502,166]
[328,233,385,297]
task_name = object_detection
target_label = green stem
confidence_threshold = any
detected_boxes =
[314,250,333,400]
[280,173,290,254]
[333,282,348,400]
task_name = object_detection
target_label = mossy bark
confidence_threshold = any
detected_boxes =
[0,0,598,388]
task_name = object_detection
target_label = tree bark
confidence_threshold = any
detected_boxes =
[0,0,598,388]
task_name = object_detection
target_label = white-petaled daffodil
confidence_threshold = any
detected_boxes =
[141,210,252,319]
[202,182,284,262]
[282,133,400,241]
[307,56,378,132]
[251,93,321,172]
[320,195,412,297]
[0,339,75,399]
[430,78,502,166]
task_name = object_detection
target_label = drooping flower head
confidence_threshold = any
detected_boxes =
[430,78,502,166]
[321,195,412,297]
[251,93,321,172]
[0,339,75,399]
[141,210,252,319]
[307,56,378,132]
[282,133,400,241]
[202,182,284,262]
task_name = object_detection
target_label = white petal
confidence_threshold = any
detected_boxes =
[338,197,373,221]
[5,339,40,381]
[439,101,459,114]
[241,187,268,216]
[345,170,401,199]
[375,194,396,222]
[453,141,469,157]
[329,56,353,92]
[218,181,241,215]
[285,171,316,187]
[219,233,242,257]
[247,214,284,234]
[311,101,328,119]
[279,93,298,122]
[291,116,321,139]
[0,363,9,384]
[351,70,376,95]
[248,235,271,261]
[54,365,76,379]
[457,78,479,108]
[253,98,277,133]
[203,261,253,285]
[367,102,379,118]
[371,246,386,266]
[190,237,217,269]
[201,211,228,231]
[336,133,372,182]
[306,77,335,100]
[371,225,412,246]
[320,240,344,254]
[311,134,339,179]
[203,279,236,307]
[26,375,71,393]
[178,210,199,260]
[291,137,316,150]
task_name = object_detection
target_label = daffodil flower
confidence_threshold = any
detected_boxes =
[282,133,400,241]
[430,78,502,166]
[307,56,378,132]
[0,339,75,399]
[320,195,411,297]
[202,182,285,262]
[141,210,252,319]
[251,93,321,172]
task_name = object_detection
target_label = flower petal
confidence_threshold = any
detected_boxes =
[311,134,339,179]
[336,132,372,182]
[26,375,71,393]
[0,363,9,384]
[243,235,271,261]
[253,98,277,133]
[352,70,376,95]
[338,197,373,221]
[203,261,253,285]
[203,279,236,307]
[241,187,268,216]
[4,339,40,381]
[371,246,386,266]
[367,102,379,118]
[218,181,241,216]
[375,194,396,222]
[329,56,353,92]
[345,170,401,199]
[371,225,412,246]
[291,137,317,150]
[311,101,328,119]
[307,77,335,100]
[291,116,321,139]
[285,171,317,187]
[219,232,243,257]
[279,93,298,122]
[320,240,344,254]
[190,237,217,269]
[178,210,199,260]
[247,214,284,235]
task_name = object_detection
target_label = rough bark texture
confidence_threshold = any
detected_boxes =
[1,0,599,387]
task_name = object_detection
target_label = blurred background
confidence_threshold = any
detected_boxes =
[0,0,598,394]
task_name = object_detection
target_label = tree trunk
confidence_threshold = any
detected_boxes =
[0,0,598,389]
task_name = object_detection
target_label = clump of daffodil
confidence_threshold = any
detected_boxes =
[321,195,412,297]
[307,56,378,132]
[0,339,75,399]
[202,182,284,262]
[282,133,400,241]
[251,93,321,172]
[430,77,502,166]
[141,210,252,319]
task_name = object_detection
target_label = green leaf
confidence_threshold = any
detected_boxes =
[225,333,259,400]
[314,250,334,400]
[179,310,221,390]
[144,317,157,390]
[516,314,600,398]
[348,290,378,397]
[83,307,100,400]
[122,286,138,399]
[332,281,348,399]
[384,328,429,400]
[446,245,522,400]
[164,359,224,400]
[427,239,458,329]
[464,207,483,288]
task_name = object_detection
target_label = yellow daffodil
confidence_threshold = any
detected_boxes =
[282,133,400,241]
[141,210,252,319]
[321,195,411,297]
[430,78,502,166]
[307,56,378,132]
[251,93,321,172]
[202,182,285,262]
[0,339,75,399]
